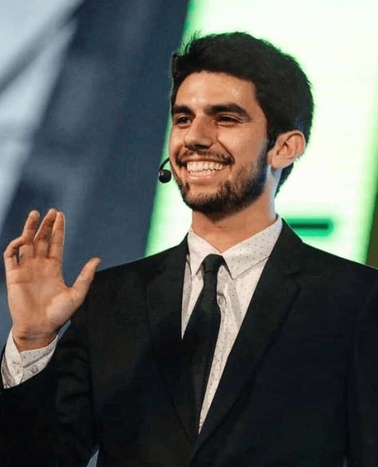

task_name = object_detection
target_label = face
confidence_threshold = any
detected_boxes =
[168,72,270,217]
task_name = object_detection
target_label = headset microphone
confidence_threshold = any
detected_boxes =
[158,158,172,183]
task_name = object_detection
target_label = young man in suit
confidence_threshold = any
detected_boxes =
[1,32,378,466]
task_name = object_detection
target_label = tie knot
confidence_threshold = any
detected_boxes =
[202,254,224,275]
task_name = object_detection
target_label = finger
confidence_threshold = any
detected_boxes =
[70,257,101,307]
[48,211,65,261]
[18,210,40,261]
[3,235,27,270]
[34,208,58,257]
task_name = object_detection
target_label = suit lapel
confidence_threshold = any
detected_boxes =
[145,239,197,442]
[193,222,304,453]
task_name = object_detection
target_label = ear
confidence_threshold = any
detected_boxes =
[267,130,306,169]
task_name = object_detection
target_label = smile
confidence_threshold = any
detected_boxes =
[186,161,226,174]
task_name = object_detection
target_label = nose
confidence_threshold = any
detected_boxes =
[184,118,215,151]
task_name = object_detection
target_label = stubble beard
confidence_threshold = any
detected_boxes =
[175,149,268,218]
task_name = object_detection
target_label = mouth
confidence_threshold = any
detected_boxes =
[186,160,227,175]
[177,151,232,178]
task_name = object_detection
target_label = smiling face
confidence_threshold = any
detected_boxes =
[168,72,271,217]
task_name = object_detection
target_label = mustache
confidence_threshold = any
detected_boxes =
[177,150,233,167]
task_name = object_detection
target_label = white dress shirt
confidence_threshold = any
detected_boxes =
[1,217,282,431]
[183,217,282,429]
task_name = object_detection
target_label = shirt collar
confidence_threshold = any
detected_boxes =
[187,217,282,280]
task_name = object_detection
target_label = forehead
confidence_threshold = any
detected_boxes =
[174,72,259,108]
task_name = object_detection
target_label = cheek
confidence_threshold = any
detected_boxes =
[231,135,267,162]
[167,140,175,162]
[219,138,253,163]
[168,131,181,157]
[219,130,261,155]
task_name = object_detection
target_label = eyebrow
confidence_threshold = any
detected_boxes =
[208,103,251,120]
[171,105,193,116]
[171,103,252,120]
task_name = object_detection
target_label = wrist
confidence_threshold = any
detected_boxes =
[11,329,57,351]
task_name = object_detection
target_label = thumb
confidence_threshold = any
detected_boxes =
[70,257,101,306]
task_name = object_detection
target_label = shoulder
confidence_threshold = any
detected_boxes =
[278,220,378,287]
[301,239,377,279]
[87,240,187,295]
[70,242,186,325]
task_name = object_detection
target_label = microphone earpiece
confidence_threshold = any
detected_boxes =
[158,158,172,183]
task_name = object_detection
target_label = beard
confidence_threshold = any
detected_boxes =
[174,148,268,217]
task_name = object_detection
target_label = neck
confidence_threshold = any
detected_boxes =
[191,201,277,253]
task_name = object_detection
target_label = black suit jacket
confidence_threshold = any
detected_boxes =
[1,222,378,467]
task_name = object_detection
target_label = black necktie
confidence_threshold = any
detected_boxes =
[183,254,224,427]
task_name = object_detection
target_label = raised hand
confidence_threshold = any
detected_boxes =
[3,209,101,351]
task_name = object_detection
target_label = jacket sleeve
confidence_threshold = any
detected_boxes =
[0,302,96,467]
[348,280,378,466]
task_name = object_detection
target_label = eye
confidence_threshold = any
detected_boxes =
[217,115,239,125]
[173,115,192,127]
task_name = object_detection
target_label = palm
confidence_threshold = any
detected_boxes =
[7,257,74,333]
[4,210,100,349]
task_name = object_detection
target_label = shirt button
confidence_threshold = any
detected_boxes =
[217,296,224,306]
[30,364,39,374]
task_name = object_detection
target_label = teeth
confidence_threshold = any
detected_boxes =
[187,161,225,173]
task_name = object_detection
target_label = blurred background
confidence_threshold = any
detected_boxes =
[0,3,377,463]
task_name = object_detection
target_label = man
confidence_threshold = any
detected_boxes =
[1,32,378,467]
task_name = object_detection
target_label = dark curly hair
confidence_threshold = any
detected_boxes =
[170,32,314,191]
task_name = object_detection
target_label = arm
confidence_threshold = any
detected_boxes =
[1,209,100,466]
[1,310,97,467]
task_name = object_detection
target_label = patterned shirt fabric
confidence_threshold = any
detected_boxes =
[1,217,282,431]
[2,333,58,388]
[183,217,282,430]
